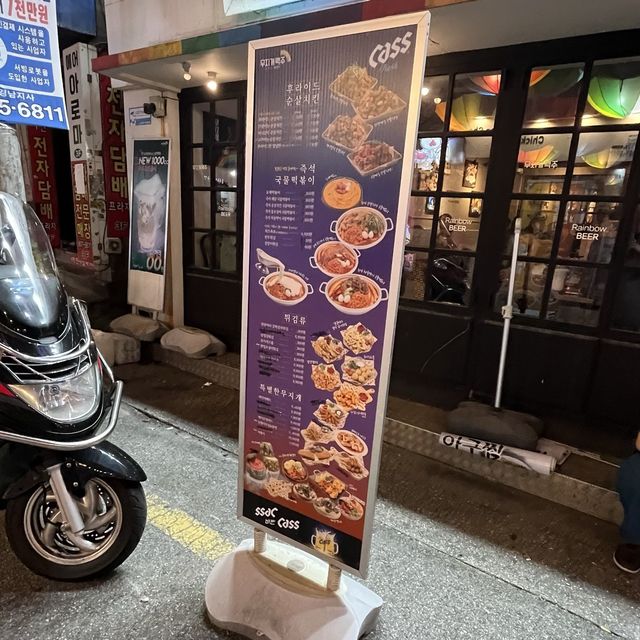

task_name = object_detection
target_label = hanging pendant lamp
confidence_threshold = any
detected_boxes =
[470,74,502,95]
[435,93,483,131]
[518,144,557,166]
[587,75,640,119]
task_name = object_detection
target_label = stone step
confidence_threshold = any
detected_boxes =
[150,344,622,527]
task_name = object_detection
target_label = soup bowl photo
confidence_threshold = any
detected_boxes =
[320,274,388,315]
[309,241,360,277]
[330,206,394,250]
[260,271,313,306]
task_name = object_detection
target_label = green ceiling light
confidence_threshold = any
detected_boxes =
[587,75,640,119]
[581,146,624,169]
[435,93,483,131]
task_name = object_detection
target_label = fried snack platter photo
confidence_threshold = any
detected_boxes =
[322,114,373,152]
[326,63,406,176]
[329,64,377,103]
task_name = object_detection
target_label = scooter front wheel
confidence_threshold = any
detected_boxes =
[5,477,146,581]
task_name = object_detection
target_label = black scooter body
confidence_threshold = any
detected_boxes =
[1,441,147,503]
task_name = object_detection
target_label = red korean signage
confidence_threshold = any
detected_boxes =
[71,160,92,265]
[99,74,129,238]
[26,126,60,248]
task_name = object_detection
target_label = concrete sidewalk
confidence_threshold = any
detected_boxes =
[0,362,638,640]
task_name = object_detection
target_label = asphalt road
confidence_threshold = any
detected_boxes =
[0,363,638,640]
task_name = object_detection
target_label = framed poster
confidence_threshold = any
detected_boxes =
[462,158,478,189]
[129,138,170,275]
[238,12,430,577]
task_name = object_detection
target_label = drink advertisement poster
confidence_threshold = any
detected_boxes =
[238,13,429,576]
[0,0,68,129]
[129,139,170,274]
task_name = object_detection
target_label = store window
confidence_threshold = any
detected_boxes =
[582,57,640,127]
[402,71,502,306]
[184,94,244,275]
[496,59,640,329]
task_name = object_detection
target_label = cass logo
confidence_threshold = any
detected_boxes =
[277,517,300,531]
[255,507,278,518]
[369,31,413,68]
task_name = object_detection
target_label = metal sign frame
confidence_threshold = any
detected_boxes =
[237,10,430,578]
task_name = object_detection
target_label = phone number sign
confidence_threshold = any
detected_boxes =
[0,0,69,129]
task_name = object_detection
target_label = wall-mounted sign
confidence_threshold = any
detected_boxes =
[26,125,60,247]
[128,106,152,127]
[71,159,92,264]
[129,138,170,275]
[63,42,106,266]
[238,13,429,577]
[0,0,68,129]
[100,75,129,238]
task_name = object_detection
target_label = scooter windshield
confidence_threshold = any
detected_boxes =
[0,193,65,338]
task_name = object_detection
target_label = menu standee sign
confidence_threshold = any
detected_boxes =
[99,74,129,239]
[129,139,170,275]
[26,125,60,247]
[239,14,429,576]
[0,0,68,129]
[63,42,106,267]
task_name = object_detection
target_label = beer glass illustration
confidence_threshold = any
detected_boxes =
[312,530,339,557]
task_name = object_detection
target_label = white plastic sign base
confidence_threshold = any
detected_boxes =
[205,539,383,640]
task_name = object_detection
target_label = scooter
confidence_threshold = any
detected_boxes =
[0,191,147,581]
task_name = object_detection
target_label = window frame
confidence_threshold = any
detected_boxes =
[180,82,247,279]
[407,36,640,344]
[401,70,503,313]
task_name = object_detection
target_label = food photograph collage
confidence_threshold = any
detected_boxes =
[243,32,417,566]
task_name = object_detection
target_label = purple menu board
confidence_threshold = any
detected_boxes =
[239,13,429,576]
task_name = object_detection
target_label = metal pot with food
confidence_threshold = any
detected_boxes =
[331,206,393,250]
[320,274,388,315]
[260,271,313,306]
[309,241,360,277]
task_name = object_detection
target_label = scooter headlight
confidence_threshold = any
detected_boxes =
[9,362,101,423]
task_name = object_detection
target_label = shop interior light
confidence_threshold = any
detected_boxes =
[518,144,557,166]
[421,86,429,97]
[470,74,502,95]
[528,67,584,97]
[207,71,218,92]
[182,61,192,81]
[436,93,483,131]
[581,146,624,169]
[587,75,640,119]
[529,69,551,87]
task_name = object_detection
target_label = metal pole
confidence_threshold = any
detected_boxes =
[495,217,521,410]
[326,564,342,592]
[254,528,266,554]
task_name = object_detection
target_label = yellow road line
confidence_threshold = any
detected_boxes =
[146,494,235,561]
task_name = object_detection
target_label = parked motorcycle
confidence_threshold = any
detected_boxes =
[0,191,147,580]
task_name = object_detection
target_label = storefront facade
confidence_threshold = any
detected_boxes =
[96,1,640,443]
[175,29,640,440]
